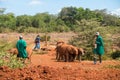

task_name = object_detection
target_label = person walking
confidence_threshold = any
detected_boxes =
[16,35,28,59]
[34,34,40,50]
[93,32,104,64]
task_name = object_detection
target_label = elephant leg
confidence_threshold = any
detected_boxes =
[56,52,59,60]
[72,54,76,61]
[57,53,64,61]
[57,53,61,61]
[70,54,76,62]
[64,55,67,62]
[69,54,72,62]
[64,53,69,62]
[61,55,65,61]
[67,54,72,62]
[78,53,82,62]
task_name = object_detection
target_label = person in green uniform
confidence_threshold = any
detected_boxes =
[16,35,28,59]
[93,32,104,64]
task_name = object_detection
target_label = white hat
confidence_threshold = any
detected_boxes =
[96,32,99,35]
[19,35,23,38]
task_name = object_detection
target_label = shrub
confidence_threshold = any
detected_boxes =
[0,51,25,68]
[0,27,12,33]
[111,50,120,59]
[105,65,120,69]
[0,39,16,51]
[40,34,51,42]
[24,27,42,33]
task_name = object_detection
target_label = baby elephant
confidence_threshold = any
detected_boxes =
[77,48,85,62]
[7,47,33,63]
[56,40,78,62]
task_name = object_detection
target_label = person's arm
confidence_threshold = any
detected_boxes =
[23,40,27,49]
[16,41,19,49]
[96,38,102,46]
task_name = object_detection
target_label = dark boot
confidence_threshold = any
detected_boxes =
[99,55,102,63]
[93,57,97,64]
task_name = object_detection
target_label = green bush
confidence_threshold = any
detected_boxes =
[40,34,51,42]
[16,26,26,33]
[0,27,12,33]
[0,40,26,68]
[0,51,25,68]
[111,50,120,59]
[105,65,120,69]
[0,39,16,51]
[24,27,42,33]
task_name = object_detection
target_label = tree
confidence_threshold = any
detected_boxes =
[75,7,84,21]
[0,8,6,15]
[0,13,16,30]
[58,7,77,27]
[93,9,120,26]
[16,15,32,27]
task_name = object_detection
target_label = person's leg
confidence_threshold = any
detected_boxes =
[34,43,37,49]
[93,54,97,64]
[99,54,102,63]
[36,43,40,49]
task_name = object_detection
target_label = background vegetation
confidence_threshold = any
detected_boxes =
[0,7,120,33]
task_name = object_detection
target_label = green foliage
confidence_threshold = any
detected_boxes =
[40,34,51,42]
[93,9,120,26]
[0,8,6,15]
[16,15,32,27]
[16,26,26,33]
[69,26,120,60]
[0,51,25,68]
[0,7,120,33]
[58,7,77,26]
[0,39,16,51]
[0,13,16,29]
[24,27,41,33]
[0,39,24,68]
[111,50,120,59]
[105,65,120,69]
[0,27,12,33]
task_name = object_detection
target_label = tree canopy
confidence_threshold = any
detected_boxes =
[0,7,120,33]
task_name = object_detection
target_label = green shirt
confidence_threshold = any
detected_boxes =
[95,35,104,55]
[16,39,28,58]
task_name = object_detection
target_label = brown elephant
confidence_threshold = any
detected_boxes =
[56,41,69,62]
[77,48,85,62]
[56,41,78,62]
[65,45,78,62]
[7,47,33,62]
[55,40,65,60]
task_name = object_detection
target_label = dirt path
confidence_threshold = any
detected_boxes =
[28,38,120,71]
[30,50,120,70]
[0,50,120,80]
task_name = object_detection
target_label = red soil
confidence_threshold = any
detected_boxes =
[0,50,120,80]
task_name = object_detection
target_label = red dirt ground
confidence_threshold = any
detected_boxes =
[0,50,120,80]
[0,33,120,80]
